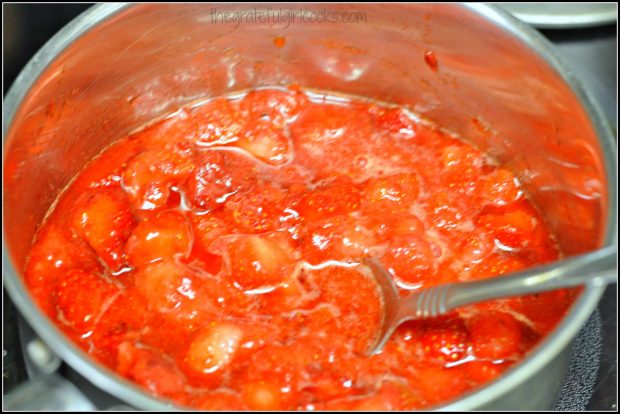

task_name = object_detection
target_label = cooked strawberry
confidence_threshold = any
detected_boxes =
[133,260,206,322]
[299,371,360,403]
[290,103,374,179]
[188,214,229,274]
[301,216,377,265]
[424,192,475,236]
[122,148,194,210]
[307,266,381,350]
[24,224,100,316]
[238,342,318,410]
[185,150,257,211]
[511,289,576,334]
[381,235,436,285]
[416,316,470,364]
[117,341,186,397]
[224,233,297,290]
[256,268,320,314]
[363,173,421,209]
[295,179,362,222]
[374,107,417,136]
[185,98,246,147]
[184,322,245,378]
[237,121,290,165]
[90,287,147,358]
[457,230,496,265]
[125,210,192,267]
[291,103,372,144]
[441,143,485,180]
[462,360,505,383]
[242,378,297,411]
[238,88,307,128]
[469,311,523,360]
[72,189,135,271]
[318,380,417,411]
[476,207,541,251]
[223,182,287,233]
[194,390,249,410]
[55,269,119,333]
[413,365,468,405]
[135,260,254,323]
[191,214,229,249]
[467,253,528,281]
[368,213,426,242]
[478,168,522,207]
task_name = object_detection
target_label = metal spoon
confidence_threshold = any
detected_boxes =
[363,244,617,355]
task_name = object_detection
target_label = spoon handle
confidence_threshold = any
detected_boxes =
[399,245,616,319]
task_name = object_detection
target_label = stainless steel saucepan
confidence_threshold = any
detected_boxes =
[3,3,616,410]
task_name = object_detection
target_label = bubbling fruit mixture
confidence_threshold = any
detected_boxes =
[24,87,575,410]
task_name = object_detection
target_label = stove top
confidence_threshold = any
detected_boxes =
[2,4,617,411]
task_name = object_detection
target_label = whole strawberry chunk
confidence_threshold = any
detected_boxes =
[125,211,192,268]
[381,235,437,286]
[225,233,297,290]
[237,121,290,165]
[186,151,257,211]
[55,269,119,334]
[73,189,135,271]
[295,179,362,222]
[122,148,194,210]
[469,311,523,360]
[117,341,186,397]
[416,316,470,364]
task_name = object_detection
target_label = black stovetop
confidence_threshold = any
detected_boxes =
[2,4,617,411]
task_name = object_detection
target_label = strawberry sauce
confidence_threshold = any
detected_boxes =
[24,87,574,410]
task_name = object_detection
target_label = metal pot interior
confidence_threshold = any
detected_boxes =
[3,3,615,410]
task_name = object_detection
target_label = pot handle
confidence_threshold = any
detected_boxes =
[3,372,96,411]
[4,331,97,411]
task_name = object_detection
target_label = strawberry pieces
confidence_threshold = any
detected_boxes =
[72,189,135,272]
[185,322,244,374]
[374,107,417,136]
[223,182,288,233]
[301,216,376,265]
[363,173,420,210]
[381,235,437,285]
[238,89,306,128]
[224,233,297,290]
[122,148,194,210]
[134,260,254,323]
[133,260,205,321]
[185,97,246,146]
[307,266,381,351]
[189,214,229,274]
[417,316,471,364]
[478,168,522,207]
[238,121,290,165]
[469,311,523,360]
[117,341,186,397]
[476,206,541,251]
[413,365,468,405]
[55,269,118,333]
[125,211,192,268]
[186,150,257,211]
[23,87,568,410]
[295,179,362,222]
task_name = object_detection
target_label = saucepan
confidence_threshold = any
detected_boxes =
[3,3,616,410]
